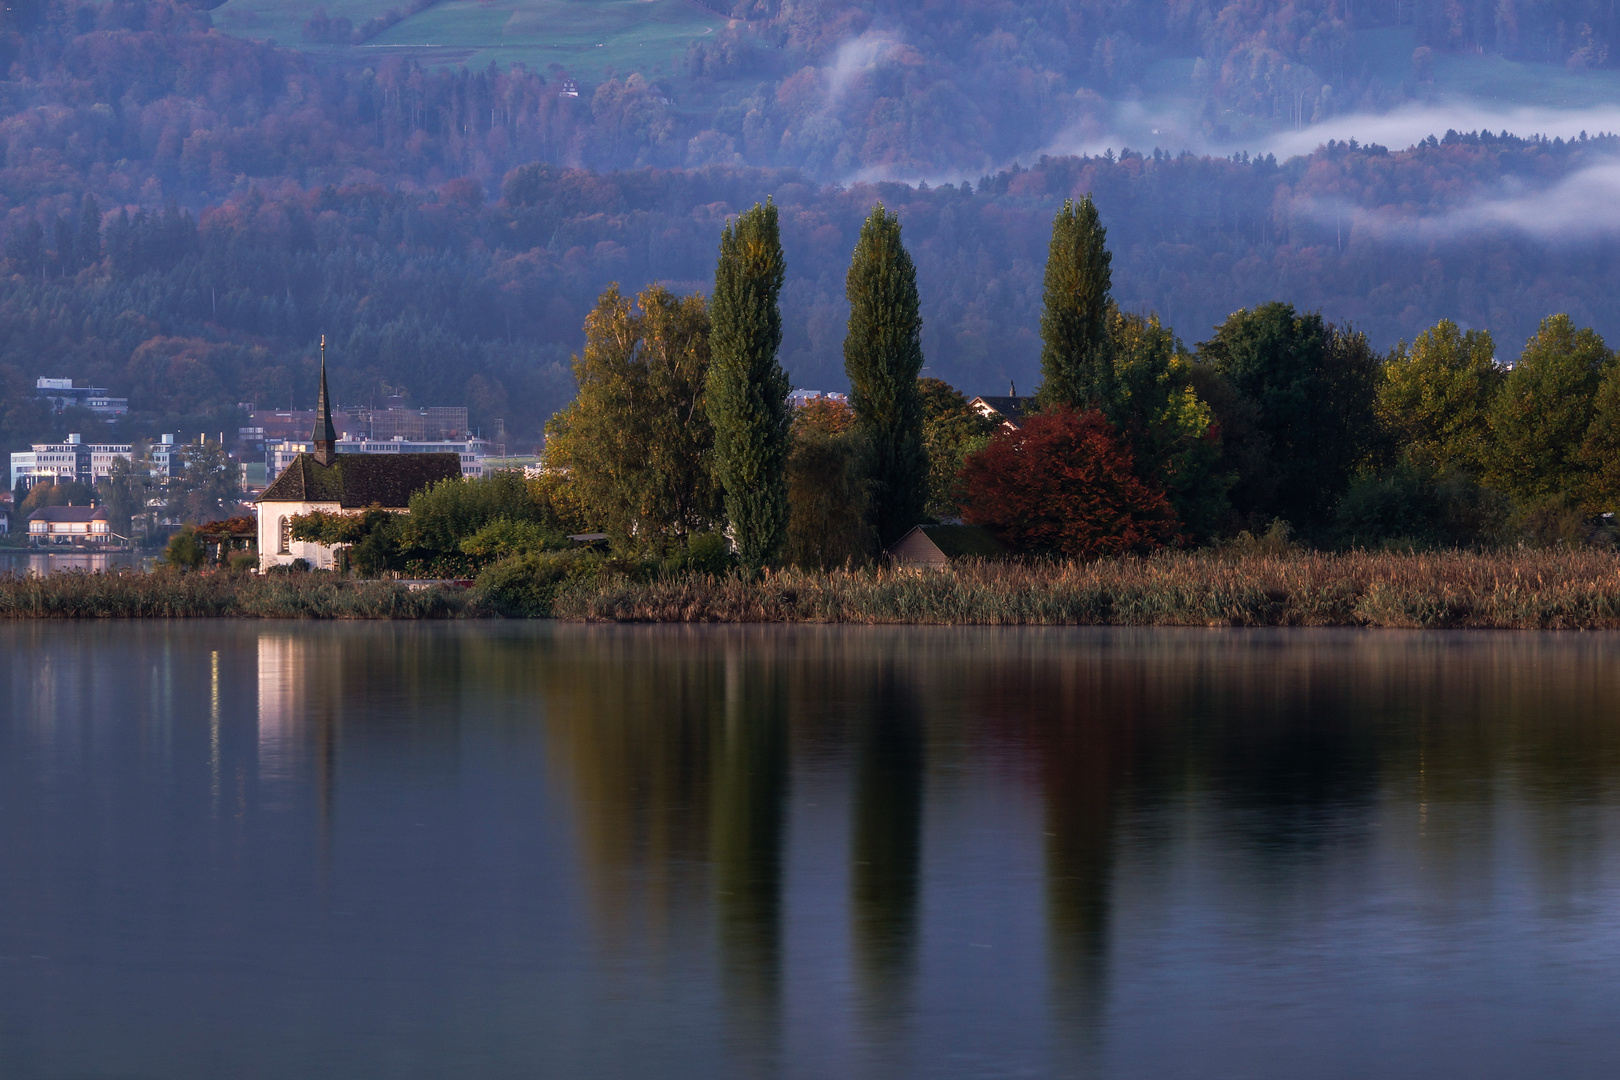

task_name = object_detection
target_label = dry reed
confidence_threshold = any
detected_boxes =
[0,571,483,619]
[552,549,1620,629]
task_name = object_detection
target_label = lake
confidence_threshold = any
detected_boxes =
[2,622,1618,1079]
[0,551,149,576]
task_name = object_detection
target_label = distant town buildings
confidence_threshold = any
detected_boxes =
[35,377,128,416]
[239,400,479,478]
[266,437,495,480]
[10,434,134,490]
[788,389,849,407]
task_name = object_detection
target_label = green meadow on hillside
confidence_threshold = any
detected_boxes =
[1355,26,1620,107]
[214,0,728,79]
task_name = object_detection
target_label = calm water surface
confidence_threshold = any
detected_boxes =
[0,551,148,575]
[2,622,1619,1079]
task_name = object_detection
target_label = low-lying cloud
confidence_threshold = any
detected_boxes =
[1304,158,1620,243]
[1263,100,1620,158]
[825,30,904,104]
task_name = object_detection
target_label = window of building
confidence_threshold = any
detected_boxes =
[278,516,291,554]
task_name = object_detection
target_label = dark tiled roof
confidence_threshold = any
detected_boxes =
[29,505,108,523]
[916,523,1007,558]
[257,453,462,509]
[971,395,1032,427]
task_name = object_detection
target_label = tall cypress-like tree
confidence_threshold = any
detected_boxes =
[1037,196,1113,409]
[844,204,926,547]
[708,200,790,568]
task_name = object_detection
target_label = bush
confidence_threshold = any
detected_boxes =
[1333,468,1440,549]
[1333,468,1515,550]
[161,525,205,569]
[1216,518,1297,556]
[661,532,736,576]
[459,518,568,560]
[474,549,610,617]
[407,472,575,553]
[227,550,258,572]
[1510,494,1602,548]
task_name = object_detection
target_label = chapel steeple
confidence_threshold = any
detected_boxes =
[313,334,337,466]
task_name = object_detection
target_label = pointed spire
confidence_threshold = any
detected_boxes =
[313,334,337,466]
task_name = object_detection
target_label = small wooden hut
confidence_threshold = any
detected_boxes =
[887,524,1007,568]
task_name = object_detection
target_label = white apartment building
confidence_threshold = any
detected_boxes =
[266,437,493,481]
[10,434,134,490]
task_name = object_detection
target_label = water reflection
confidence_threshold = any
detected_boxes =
[850,665,923,1035]
[2,624,1620,1078]
[0,550,149,575]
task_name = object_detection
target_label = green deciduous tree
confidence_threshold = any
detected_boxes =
[1487,315,1612,501]
[168,441,241,524]
[1105,311,1227,539]
[1037,196,1113,410]
[544,282,721,553]
[844,204,926,546]
[1579,364,1620,511]
[708,200,790,568]
[19,479,93,515]
[1379,320,1503,474]
[784,397,871,569]
[1195,302,1380,531]
[405,471,572,553]
[917,378,997,518]
[160,525,205,570]
[97,454,154,542]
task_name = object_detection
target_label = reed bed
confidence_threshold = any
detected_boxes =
[0,571,483,619]
[553,549,1620,629]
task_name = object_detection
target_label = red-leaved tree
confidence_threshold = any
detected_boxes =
[957,406,1183,558]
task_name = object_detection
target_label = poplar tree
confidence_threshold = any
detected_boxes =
[843,204,926,546]
[1037,196,1113,410]
[708,200,790,568]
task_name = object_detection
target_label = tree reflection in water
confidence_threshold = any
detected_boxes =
[6,623,1617,1077]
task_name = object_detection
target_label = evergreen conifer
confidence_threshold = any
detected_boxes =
[844,204,926,546]
[708,200,790,568]
[1037,196,1113,409]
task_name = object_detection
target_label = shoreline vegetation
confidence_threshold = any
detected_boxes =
[12,549,1620,629]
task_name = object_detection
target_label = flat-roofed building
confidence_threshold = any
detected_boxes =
[35,377,128,415]
[11,434,133,490]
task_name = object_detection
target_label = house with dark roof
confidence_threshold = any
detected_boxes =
[969,385,1031,431]
[887,523,1008,568]
[28,504,112,545]
[255,339,462,571]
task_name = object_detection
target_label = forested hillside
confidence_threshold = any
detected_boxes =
[0,0,1618,455]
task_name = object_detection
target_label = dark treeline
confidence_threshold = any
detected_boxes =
[2,0,1619,453]
[6,132,1620,452]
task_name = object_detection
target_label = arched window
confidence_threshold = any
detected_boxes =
[278,516,291,554]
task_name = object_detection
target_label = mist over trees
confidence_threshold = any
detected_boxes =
[1,0,1620,458]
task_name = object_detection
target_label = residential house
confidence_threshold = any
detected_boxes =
[28,505,113,545]
[968,386,1032,431]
